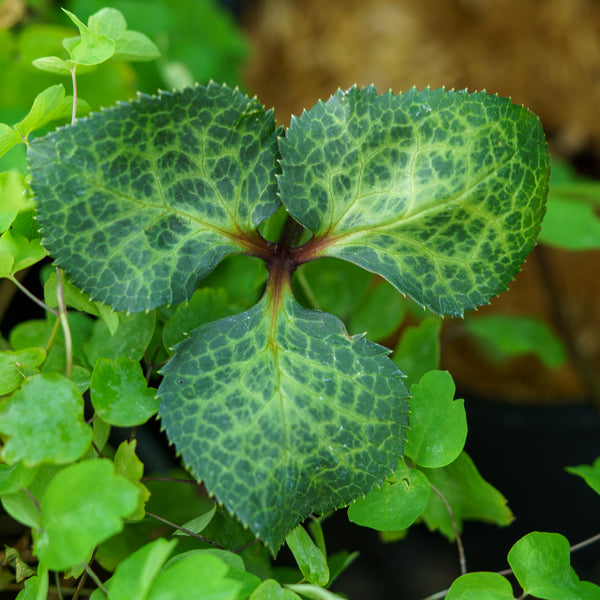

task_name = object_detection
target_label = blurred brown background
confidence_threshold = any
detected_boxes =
[240,0,600,406]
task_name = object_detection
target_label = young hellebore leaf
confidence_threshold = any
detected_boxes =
[0,373,92,466]
[91,357,159,426]
[404,370,467,468]
[278,86,549,316]
[347,458,431,531]
[158,284,410,551]
[507,531,600,600]
[29,83,281,312]
[34,459,140,571]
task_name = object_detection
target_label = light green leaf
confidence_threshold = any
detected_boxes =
[0,172,33,233]
[87,7,127,39]
[84,310,155,364]
[278,86,548,316]
[146,552,242,600]
[158,284,409,550]
[566,457,600,495]
[113,440,150,520]
[0,373,92,466]
[420,452,513,541]
[446,572,515,600]
[0,464,60,529]
[0,461,38,495]
[393,317,442,388]
[112,30,161,62]
[0,229,47,277]
[404,370,467,468]
[103,537,177,600]
[30,83,281,312]
[250,579,302,600]
[286,525,329,586]
[34,459,140,571]
[508,532,600,600]
[0,123,23,159]
[347,458,430,531]
[31,56,72,75]
[91,357,159,426]
[13,84,80,139]
[285,584,347,600]
[0,347,46,395]
[174,505,217,537]
[162,288,246,351]
[463,315,567,368]
[61,8,116,66]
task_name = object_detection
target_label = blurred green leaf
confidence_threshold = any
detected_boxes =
[113,440,150,520]
[566,456,600,496]
[0,229,47,277]
[61,8,116,66]
[0,347,46,395]
[463,315,567,368]
[0,123,23,158]
[0,461,38,495]
[0,171,33,233]
[249,579,302,600]
[286,525,329,587]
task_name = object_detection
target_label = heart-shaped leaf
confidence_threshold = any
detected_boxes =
[278,86,549,316]
[158,285,409,550]
[30,83,281,312]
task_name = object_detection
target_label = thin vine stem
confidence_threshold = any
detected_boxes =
[9,276,58,316]
[55,267,73,379]
[54,571,64,600]
[70,66,78,125]
[430,482,467,575]
[145,511,224,548]
[81,563,107,595]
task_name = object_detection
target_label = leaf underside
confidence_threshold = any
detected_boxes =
[278,86,549,316]
[29,83,281,312]
[158,285,409,551]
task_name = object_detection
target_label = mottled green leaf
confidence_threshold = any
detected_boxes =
[286,525,329,586]
[392,317,442,388]
[420,452,512,540]
[0,347,46,395]
[405,370,467,468]
[34,459,139,571]
[446,572,515,600]
[158,284,409,550]
[347,458,430,531]
[566,457,600,496]
[91,357,159,426]
[30,83,281,312]
[508,532,600,600]
[279,86,548,316]
[0,373,92,466]
[463,315,567,368]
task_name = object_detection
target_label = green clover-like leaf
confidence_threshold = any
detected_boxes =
[158,284,409,550]
[446,572,515,600]
[278,86,549,316]
[30,83,281,312]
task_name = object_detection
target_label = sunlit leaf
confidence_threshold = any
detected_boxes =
[566,457,600,496]
[446,572,515,600]
[279,86,548,316]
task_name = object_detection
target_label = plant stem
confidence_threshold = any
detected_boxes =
[55,267,73,379]
[21,486,42,514]
[145,511,224,548]
[70,66,78,125]
[294,267,322,311]
[54,571,64,600]
[430,483,467,575]
[9,276,59,317]
[81,563,107,595]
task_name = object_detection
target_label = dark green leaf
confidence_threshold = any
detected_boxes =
[508,532,600,600]
[30,83,281,312]
[463,315,567,368]
[404,370,467,468]
[279,86,548,316]
[420,452,512,540]
[392,317,442,388]
[158,285,409,550]
[90,357,159,426]
[446,572,515,600]
[347,458,430,531]
[0,373,92,466]
[286,525,329,586]
[566,457,600,495]
[34,459,140,570]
